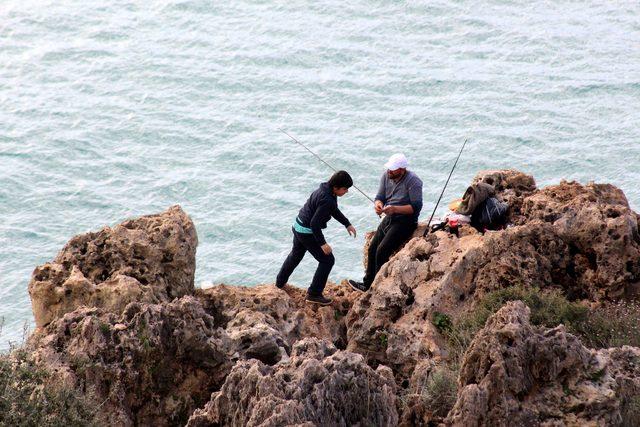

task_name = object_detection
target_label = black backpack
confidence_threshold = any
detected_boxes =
[471,197,508,231]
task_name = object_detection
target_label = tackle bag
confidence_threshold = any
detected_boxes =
[471,197,508,231]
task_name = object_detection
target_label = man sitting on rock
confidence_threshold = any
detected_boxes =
[349,153,423,292]
[276,170,357,306]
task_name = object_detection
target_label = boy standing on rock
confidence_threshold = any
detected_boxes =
[349,153,423,292]
[276,171,357,306]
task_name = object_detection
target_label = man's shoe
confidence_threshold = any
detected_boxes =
[275,282,286,289]
[305,294,332,306]
[348,279,368,293]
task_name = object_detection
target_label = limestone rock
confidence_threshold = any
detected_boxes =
[186,338,398,427]
[446,301,640,426]
[19,176,640,426]
[30,296,231,426]
[347,221,575,376]
[28,205,197,327]
[28,281,360,425]
[199,282,359,356]
[347,171,640,377]
[521,181,640,299]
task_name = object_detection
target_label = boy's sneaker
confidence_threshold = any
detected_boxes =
[348,279,368,293]
[305,294,332,306]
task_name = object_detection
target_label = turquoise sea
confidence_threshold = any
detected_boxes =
[1,1,639,348]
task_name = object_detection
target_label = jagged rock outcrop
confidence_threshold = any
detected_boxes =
[346,221,575,376]
[521,180,640,299]
[446,301,640,426]
[28,205,197,327]
[346,170,640,377]
[199,282,358,359]
[31,296,231,426]
[28,283,362,426]
[20,171,640,426]
[186,338,398,427]
[25,204,367,425]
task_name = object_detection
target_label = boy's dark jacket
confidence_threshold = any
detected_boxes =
[297,182,351,245]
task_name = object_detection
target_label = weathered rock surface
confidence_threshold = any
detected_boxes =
[21,171,640,426]
[25,203,366,425]
[186,338,398,427]
[199,282,359,363]
[28,282,361,426]
[446,301,640,426]
[28,205,197,327]
[31,296,230,426]
[346,170,640,377]
[347,222,576,376]
[521,180,640,299]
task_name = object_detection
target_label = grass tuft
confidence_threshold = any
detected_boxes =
[418,367,457,418]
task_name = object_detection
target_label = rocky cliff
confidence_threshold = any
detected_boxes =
[16,170,640,426]
[447,301,640,426]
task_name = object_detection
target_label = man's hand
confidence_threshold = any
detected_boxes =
[382,205,396,215]
[347,225,357,238]
[374,200,384,215]
[321,243,333,255]
[384,204,414,215]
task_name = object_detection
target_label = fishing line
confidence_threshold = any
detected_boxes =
[278,128,376,205]
[423,138,469,237]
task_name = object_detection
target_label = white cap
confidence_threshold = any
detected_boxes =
[384,153,408,171]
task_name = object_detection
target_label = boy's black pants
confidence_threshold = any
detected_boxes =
[363,215,416,288]
[276,228,335,296]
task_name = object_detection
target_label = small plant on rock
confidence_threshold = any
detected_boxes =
[378,331,388,348]
[417,366,457,418]
[573,300,640,349]
[99,322,110,336]
[442,286,640,370]
[432,312,453,334]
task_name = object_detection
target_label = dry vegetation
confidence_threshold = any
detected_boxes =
[418,286,640,421]
[0,320,100,427]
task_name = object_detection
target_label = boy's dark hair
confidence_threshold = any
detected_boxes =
[329,170,353,189]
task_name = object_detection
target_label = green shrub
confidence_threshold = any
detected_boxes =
[432,312,453,334]
[378,331,388,348]
[437,286,584,367]
[0,349,101,427]
[463,286,589,331]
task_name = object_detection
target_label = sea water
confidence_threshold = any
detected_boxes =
[1,0,639,348]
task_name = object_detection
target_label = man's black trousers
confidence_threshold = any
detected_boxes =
[363,215,416,288]
[276,228,335,296]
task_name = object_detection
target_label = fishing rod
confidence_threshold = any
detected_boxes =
[278,128,376,205]
[423,138,469,237]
